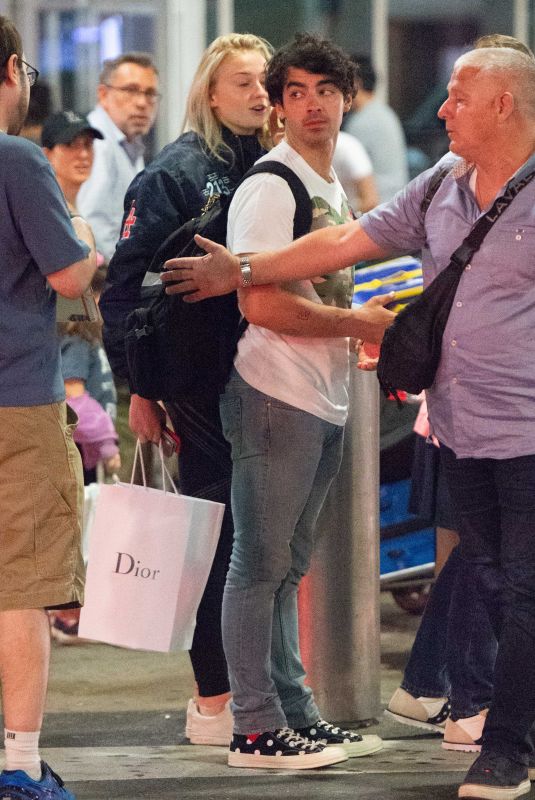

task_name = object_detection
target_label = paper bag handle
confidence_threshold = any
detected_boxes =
[130,439,180,496]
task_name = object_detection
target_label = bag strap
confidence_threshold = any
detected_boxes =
[420,164,451,215]
[447,159,535,274]
[130,439,180,495]
[384,157,535,407]
[240,160,313,240]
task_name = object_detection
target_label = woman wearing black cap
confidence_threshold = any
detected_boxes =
[41,111,103,214]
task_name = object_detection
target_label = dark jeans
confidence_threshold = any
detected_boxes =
[440,444,535,762]
[166,394,233,698]
[402,546,497,718]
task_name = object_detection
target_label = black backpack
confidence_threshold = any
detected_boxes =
[124,161,313,400]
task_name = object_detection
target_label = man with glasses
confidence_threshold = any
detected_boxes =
[77,53,160,262]
[0,15,97,799]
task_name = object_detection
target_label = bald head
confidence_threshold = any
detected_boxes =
[454,47,535,120]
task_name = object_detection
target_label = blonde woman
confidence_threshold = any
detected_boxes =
[100,33,272,746]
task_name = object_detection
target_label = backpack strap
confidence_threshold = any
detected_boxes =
[240,160,313,240]
[420,164,451,215]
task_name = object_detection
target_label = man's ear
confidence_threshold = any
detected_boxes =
[497,91,515,121]
[97,83,108,106]
[4,53,20,86]
[343,94,352,113]
[274,100,285,122]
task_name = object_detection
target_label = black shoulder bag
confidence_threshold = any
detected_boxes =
[377,162,535,401]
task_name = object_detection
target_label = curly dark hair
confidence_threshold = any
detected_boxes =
[265,32,357,106]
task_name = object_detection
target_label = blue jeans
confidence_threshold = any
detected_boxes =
[440,444,535,762]
[219,371,344,735]
[402,546,497,719]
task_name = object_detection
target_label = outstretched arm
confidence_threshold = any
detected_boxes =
[161,219,391,302]
[239,284,395,344]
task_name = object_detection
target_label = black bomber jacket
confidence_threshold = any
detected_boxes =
[100,128,264,379]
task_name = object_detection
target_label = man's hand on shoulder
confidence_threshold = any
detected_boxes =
[160,234,241,301]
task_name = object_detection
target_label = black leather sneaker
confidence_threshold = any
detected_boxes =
[295,719,383,757]
[458,751,531,799]
[228,727,347,769]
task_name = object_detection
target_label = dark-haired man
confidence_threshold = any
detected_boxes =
[216,32,391,771]
[344,54,408,202]
[0,15,97,799]
[77,53,160,261]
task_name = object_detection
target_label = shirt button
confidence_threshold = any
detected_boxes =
[451,340,457,346]
[456,301,462,307]
[452,377,458,384]
[516,234,522,241]
[465,264,471,270]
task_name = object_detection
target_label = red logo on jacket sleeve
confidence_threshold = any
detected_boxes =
[122,201,137,238]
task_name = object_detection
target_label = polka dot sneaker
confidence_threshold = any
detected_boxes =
[228,727,348,769]
[295,719,384,757]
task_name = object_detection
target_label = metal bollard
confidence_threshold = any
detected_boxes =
[299,357,381,723]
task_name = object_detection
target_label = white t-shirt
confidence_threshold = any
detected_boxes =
[227,139,354,426]
[332,130,373,213]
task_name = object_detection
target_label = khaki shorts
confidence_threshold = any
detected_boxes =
[0,402,85,611]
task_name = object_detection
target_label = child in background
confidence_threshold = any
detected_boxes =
[59,267,120,484]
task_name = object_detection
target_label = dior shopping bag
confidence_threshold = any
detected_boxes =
[79,442,224,651]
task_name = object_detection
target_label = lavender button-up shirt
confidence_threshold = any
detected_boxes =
[360,153,535,460]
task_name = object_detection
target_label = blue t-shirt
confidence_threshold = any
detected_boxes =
[0,135,89,406]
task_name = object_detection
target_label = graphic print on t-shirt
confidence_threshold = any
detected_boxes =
[309,195,355,310]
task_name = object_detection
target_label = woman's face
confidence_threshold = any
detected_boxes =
[44,133,95,189]
[210,50,270,135]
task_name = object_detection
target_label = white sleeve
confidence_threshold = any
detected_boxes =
[77,141,122,262]
[227,173,296,254]
[334,132,373,181]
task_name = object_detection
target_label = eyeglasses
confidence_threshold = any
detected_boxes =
[21,59,39,87]
[104,84,161,104]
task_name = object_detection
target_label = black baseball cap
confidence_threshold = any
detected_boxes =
[41,111,104,148]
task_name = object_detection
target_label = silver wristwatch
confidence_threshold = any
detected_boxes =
[239,255,253,287]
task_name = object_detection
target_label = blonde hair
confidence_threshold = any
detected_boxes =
[183,33,273,160]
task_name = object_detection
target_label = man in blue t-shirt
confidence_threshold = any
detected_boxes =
[0,16,97,800]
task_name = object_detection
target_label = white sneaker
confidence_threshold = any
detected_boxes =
[185,698,233,746]
[385,687,450,733]
[442,709,487,752]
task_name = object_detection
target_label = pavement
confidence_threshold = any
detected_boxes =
[9,593,533,800]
